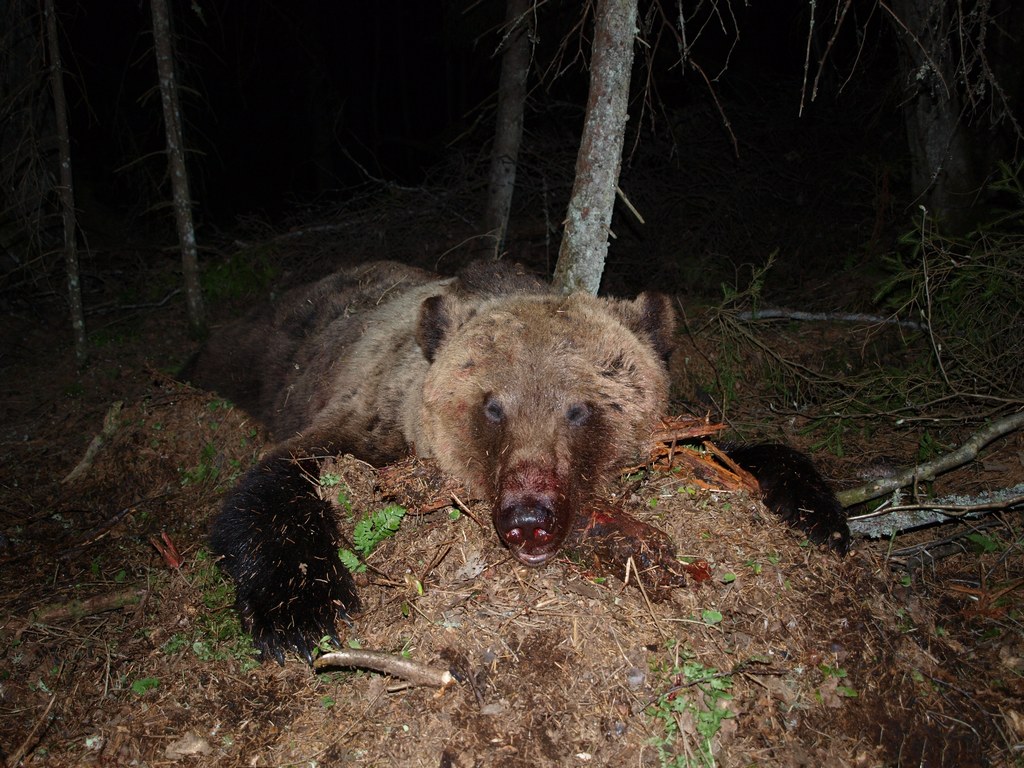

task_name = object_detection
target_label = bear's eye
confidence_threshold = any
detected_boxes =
[483,395,505,424]
[565,402,591,426]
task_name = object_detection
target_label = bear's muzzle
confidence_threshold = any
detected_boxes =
[493,486,572,566]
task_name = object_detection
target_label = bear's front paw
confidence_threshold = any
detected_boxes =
[236,559,358,665]
[211,458,360,665]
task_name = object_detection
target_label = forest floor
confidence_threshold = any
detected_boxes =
[1,221,1023,768]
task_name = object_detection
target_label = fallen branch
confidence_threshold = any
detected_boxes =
[6,694,56,768]
[8,588,147,641]
[885,519,1012,571]
[737,307,923,330]
[314,648,455,689]
[59,495,170,557]
[61,401,123,484]
[848,486,1024,538]
[838,411,1024,508]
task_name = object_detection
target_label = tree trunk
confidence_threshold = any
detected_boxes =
[889,0,983,233]
[552,0,637,296]
[1,0,56,267]
[483,0,532,258]
[151,0,205,335]
[44,0,86,366]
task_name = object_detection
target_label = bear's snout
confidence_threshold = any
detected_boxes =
[494,491,569,566]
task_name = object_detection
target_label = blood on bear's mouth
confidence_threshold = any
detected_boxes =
[493,491,571,566]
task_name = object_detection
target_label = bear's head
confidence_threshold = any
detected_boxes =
[417,290,674,566]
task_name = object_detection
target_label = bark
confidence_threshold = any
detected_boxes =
[553,0,637,296]
[888,0,985,233]
[44,0,86,366]
[1,0,55,264]
[151,0,205,335]
[483,0,532,257]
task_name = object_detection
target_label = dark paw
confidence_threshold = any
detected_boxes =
[211,456,360,664]
[726,443,851,555]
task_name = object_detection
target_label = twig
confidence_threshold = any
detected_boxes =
[851,493,1024,522]
[798,0,815,116]
[6,694,56,768]
[85,289,182,314]
[625,556,669,643]
[61,401,123,484]
[314,649,455,689]
[848,486,1024,539]
[615,185,645,224]
[838,411,1024,507]
[59,494,172,556]
[885,520,1007,571]
[450,493,485,530]
[918,207,955,392]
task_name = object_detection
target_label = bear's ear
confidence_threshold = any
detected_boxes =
[417,295,474,363]
[617,292,676,363]
[417,295,451,363]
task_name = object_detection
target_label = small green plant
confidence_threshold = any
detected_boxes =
[917,430,943,462]
[131,677,159,695]
[701,609,723,625]
[875,170,1024,405]
[173,550,260,668]
[338,504,408,573]
[181,442,220,486]
[966,532,1001,553]
[180,441,243,489]
[647,649,735,767]
[161,633,189,654]
[807,417,850,458]
[819,664,858,698]
[319,474,355,518]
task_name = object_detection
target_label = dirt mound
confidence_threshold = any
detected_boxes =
[2,374,1016,766]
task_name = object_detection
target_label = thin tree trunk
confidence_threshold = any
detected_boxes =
[44,0,86,365]
[888,0,980,233]
[483,0,532,258]
[151,0,205,335]
[2,0,56,268]
[552,0,637,296]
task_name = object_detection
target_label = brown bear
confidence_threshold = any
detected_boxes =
[187,260,848,664]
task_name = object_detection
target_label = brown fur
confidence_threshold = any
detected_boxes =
[188,260,673,661]
[192,260,672,526]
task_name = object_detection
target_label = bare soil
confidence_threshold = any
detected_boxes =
[2,248,1023,768]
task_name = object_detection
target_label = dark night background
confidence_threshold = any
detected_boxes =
[4,0,1023,306]
[49,1,915,289]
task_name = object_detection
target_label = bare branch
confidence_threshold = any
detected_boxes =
[838,411,1024,507]
[315,649,456,689]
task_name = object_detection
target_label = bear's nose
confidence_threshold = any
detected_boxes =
[496,497,557,563]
